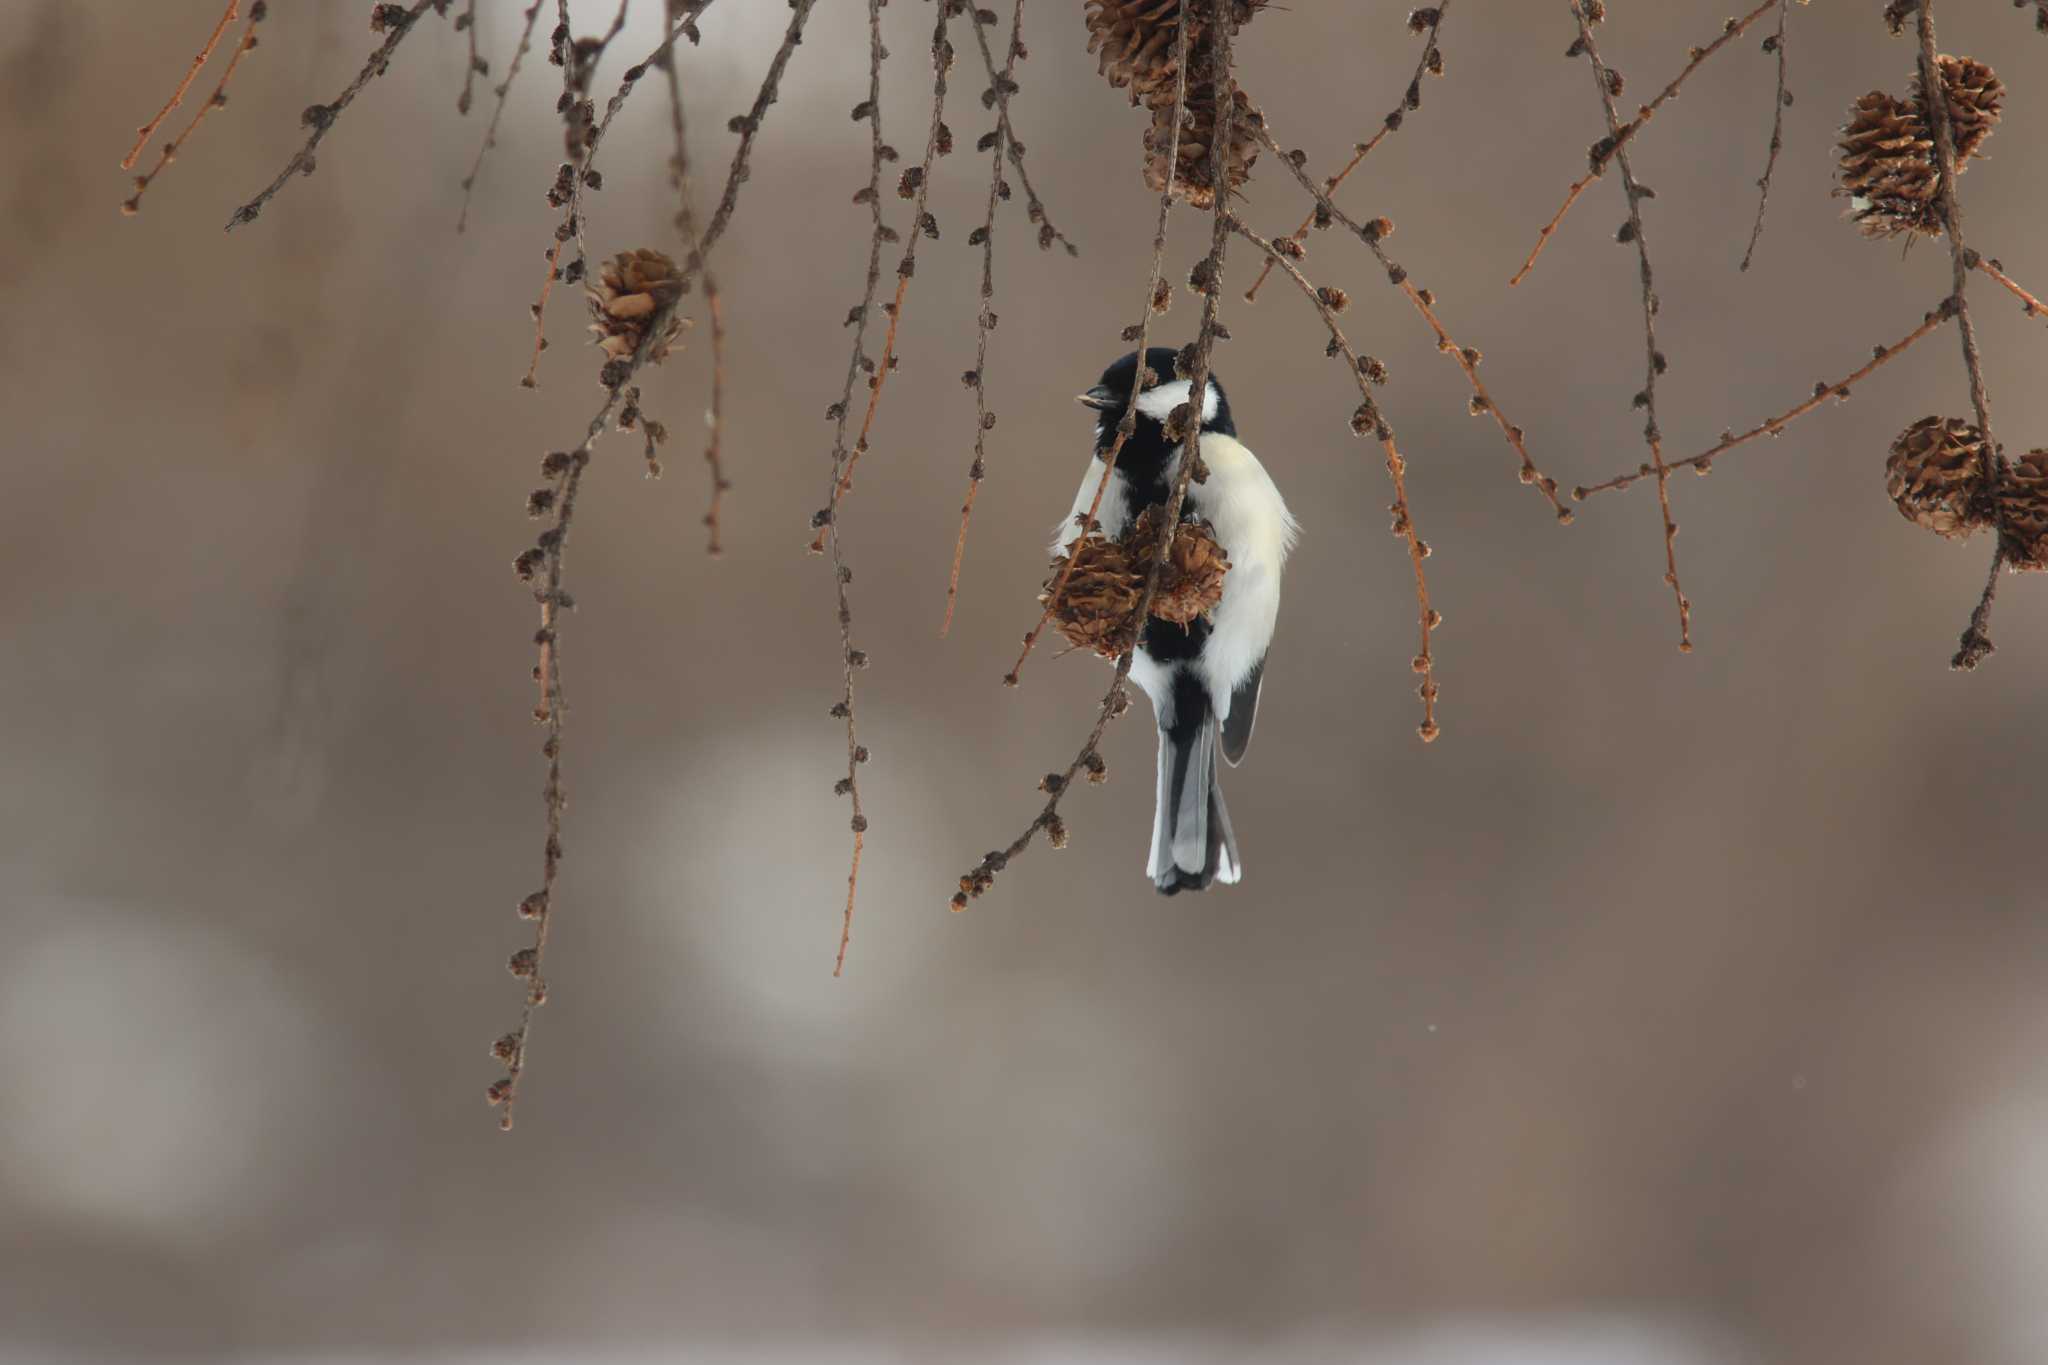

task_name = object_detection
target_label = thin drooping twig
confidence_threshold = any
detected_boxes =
[1511,0,1778,287]
[457,0,483,114]
[457,0,546,233]
[1974,256,2048,321]
[942,1,1026,636]
[813,0,892,976]
[122,0,241,172]
[1574,302,1954,497]
[1002,1,1199,688]
[1244,116,1572,522]
[490,296,682,1131]
[969,0,1077,256]
[1916,0,2007,671]
[1569,2,1690,650]
[122,2,267,217]
[1738,0,1791,272]
[658,6,727,555]
[958,0,1236,909]
[1245,0,1452,304]
[1231,215,1440,740]
[815,1,958,527]
[227,0,444,230]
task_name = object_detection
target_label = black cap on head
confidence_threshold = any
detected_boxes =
[1077,347,1233,447]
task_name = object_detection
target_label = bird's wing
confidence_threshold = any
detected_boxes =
[1220,655,1264,766]
[1052,456,1126,555]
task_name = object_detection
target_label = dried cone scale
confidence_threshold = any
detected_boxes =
[1837,57,2002,240]
[1885,416,1991,539]
[1996,451,2048,571]
[1043,509,1232,659]
[586,248,689,364]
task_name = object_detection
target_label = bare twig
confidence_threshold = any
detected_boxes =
[1245,116,1572,522]
[969,0,1077,256]
[456,0,483,114]
[121,2,266,217]
[1574,302,1953,497]
[457,0,545,233]
[1915,0,2006,670]
[491,295,683,1131]
[659,2,728,555]
[942,2,1026,636]
[1973,255,2048,323]
[1231,215,1439,741]
[812,0,892,976]
[122,1,241,171]
[816,1,958,525]
[1738,0,1791,272]
[1569,2,1690,650]
[1245,0,1452,304]
[1511,0,1777,287]
[958,0,1236,908]
[227,0,443,230]
[698,0,813,259]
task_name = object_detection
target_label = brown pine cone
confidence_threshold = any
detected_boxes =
[1917,55,2004,163]
[586,248,690,364]
[1996,450,2048,571]
[1837,57,2002,240]
[1085,0,1188,105]
[1837,91,1941,238]
[1143,82,1260,209]
[1885,416,1992,539]
[1043,531,1147,659]
[1042,509,1232,658]
[1127,506,1230,625]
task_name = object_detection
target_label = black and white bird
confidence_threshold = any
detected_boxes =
[1062,347,1298,894]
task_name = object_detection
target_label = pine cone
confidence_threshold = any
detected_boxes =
[1127,506,1230,625]
[1838,91,1941,238]
[1084,1,1262,104]
[1085,0,1188,105]
[1885,416,1992,539]
[1042,508,1232,658]
[1837,57,2002,240]
[586,248,689,364]
[1917,56,2004,163]
[1996,450,2048,571]
[1043,531,1146,659]
[1144,81,1260,208]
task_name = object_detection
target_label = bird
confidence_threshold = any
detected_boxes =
[1059,346,1297,895]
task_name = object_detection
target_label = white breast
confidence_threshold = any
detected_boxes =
[1189,432,1297,698]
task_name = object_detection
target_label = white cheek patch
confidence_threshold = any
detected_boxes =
[1134,378,1220,425]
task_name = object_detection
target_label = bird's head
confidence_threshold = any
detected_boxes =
[1078,347,1235,462]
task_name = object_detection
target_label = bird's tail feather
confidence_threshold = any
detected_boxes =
[1149,715,1241,895]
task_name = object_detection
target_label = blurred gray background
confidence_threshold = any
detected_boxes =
[6,2,2048,1362]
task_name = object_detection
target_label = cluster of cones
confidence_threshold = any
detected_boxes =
[1083,0,1263,208]
[1043,505,1231,658]
[1885,417,2048,570]
[1836,55,2003,239]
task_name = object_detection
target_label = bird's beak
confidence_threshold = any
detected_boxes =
[1076,385,1118,411]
